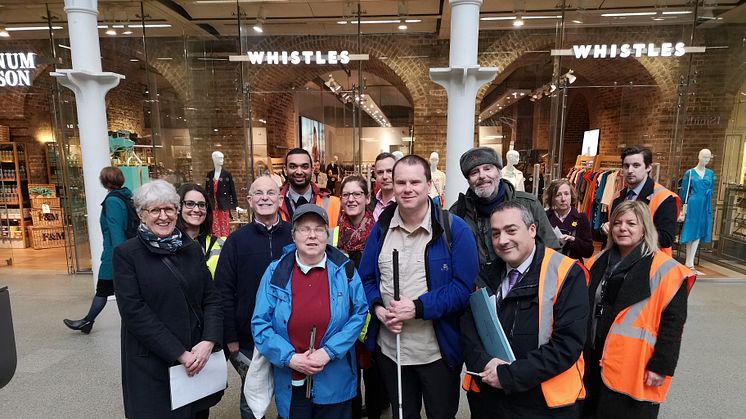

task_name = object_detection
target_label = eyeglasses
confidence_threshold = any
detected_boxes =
[341,191,365,200]
[182,200,207,210]
[144,206,177,217]
[250,190,279,198]
[295,226,328,237]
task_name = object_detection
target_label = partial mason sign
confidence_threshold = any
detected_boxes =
[229,50,368,64]
[0,52,36,87]
[551,43,705,59]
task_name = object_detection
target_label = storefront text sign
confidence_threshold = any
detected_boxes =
[551,43,705,59]
[0,52,36,87]
[229,50,368,64]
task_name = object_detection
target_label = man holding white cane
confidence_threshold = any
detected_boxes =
[359,155,479,419]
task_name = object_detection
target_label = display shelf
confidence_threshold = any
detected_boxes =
[718,183,746,263]
[0,142,30,248]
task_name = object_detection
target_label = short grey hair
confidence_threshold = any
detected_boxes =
[133,179,180,214]
[491,201,535,228]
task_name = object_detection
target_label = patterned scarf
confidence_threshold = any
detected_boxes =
[338,210,375,253]
[138,223,183,253]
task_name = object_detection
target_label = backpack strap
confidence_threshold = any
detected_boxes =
[440,208,453,253]
[344,260,355,282]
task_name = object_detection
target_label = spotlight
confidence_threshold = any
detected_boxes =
[398,19,408,30]
[106,25,117,36]
[253,21,263,33]
[0,27,9,38]
[513,15,524,27]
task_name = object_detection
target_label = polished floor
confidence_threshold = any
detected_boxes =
[1,255,745,418]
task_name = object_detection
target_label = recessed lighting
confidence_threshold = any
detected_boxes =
[662,11,693,15]
[127,23,172,28]
[480,16,517,21]
[7,26,63,31]
[523,15,562,19]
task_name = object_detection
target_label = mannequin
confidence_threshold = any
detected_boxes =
[428,152,446,207]
[678,148,715,271]
[502,149,525,191]
[392,150,404,161]
[205,151,238,237]
[326,154,340,195]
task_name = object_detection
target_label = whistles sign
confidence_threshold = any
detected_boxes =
[0,52,36,87]
[243,50,351,65]
[570,42,686,59]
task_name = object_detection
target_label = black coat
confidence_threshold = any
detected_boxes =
[113,234,223,419]
[213,219,292,350]
[546,208,594,261]
[205,169,238,211]
[461,244,589,418]
[583,247,688,418]
[611,177,677,249]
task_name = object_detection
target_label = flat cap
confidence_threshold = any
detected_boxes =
[292,203,329,225]
[459,147,503,177]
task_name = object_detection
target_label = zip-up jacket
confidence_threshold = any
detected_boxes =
[358,203,480,368]
[252,244,368,418]
[278,182,341,227]
[214,219,292,350]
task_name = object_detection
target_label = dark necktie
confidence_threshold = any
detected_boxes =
[506,269,521,295]
[296,196,308,207]
[626,189,637,201]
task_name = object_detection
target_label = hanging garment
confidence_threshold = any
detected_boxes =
[679,168,715,244]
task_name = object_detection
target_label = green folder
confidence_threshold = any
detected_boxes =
[469,288,516,362]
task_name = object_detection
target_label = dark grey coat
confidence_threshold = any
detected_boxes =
[113,234,223,418]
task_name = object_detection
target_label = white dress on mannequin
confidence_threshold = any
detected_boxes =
[502,150,525,192]
[429,152,446,206]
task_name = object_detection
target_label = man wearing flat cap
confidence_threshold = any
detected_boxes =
[451,147,559,268]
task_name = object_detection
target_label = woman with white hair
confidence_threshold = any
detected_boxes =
[113,180,223,418]
[582,200,694,419]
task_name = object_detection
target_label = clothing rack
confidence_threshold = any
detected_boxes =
[566,154,624,236]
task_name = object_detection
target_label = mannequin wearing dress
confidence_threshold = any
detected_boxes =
[502,150,525,192]
[678,148,715,270]
[428,152,446,207]
[205,151,237,237]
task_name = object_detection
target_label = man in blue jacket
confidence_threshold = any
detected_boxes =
[359,155,480,419]
[214,175,292,419]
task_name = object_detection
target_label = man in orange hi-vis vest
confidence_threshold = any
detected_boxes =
[461,201,589,418]
[601,146,680,256]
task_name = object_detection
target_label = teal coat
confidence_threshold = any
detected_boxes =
[99,187,132,280]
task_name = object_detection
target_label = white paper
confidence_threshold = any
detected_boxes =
[169,351,227,410]
[552,225,564,239]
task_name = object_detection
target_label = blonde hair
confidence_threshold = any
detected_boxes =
[604,200,658,257]
[543,178,577,209]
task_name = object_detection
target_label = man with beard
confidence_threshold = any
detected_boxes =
[451,147,560,268]
[450,147,560,417]
[279,148,341,227]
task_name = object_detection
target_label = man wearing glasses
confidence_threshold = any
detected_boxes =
[214,175,293,419]
[279,148,341,227]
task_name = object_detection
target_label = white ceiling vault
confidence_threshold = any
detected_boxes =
[0,1,742,40]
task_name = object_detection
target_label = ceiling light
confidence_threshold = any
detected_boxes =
[480,16,516,21]
[105,25,117,36]
[601,12,656,17]
[127,23,172,28]
[123,29,133,35]
[513,16,524,27]
[253,22,263,33]
[398,19,407,30]
[0,28,9,38]
[7,26,63,31]
[404,19,422,23]
[662,11,692,15]
[523,15,562,19]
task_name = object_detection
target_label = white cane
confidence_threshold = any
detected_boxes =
[393,249,403,419]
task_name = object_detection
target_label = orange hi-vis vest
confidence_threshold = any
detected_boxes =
[646,183,681,256]
[280,195,341,228]
[463,248,588,408]
[587,251,694,403]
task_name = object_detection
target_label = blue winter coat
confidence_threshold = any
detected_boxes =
[99,187,132,280]
[358,203,480,368]
[252,244,368,418]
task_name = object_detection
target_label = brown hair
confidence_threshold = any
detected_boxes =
[340,175,369,197]
[393,154,432,182]
[543,178,578,209]
[99,167,125,190]
[176,183,213,238]
[604,200,658,257]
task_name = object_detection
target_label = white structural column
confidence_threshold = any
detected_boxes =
[51,0,124,282]
[430,0,497,205]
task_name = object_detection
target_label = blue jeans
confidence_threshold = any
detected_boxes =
[289,384,352,419]
[230,347,257,419]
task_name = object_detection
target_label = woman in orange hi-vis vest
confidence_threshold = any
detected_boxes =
[582,201,694,419]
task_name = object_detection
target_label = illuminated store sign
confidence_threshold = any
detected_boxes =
[550,42,703,59]
[231,50,351,65]
[0,52,36,87]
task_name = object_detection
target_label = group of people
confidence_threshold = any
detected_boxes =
[63,144,693,419]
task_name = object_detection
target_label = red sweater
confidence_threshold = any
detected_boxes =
[288,263,331,380]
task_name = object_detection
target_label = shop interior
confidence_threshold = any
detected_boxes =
[1,1,745,276]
